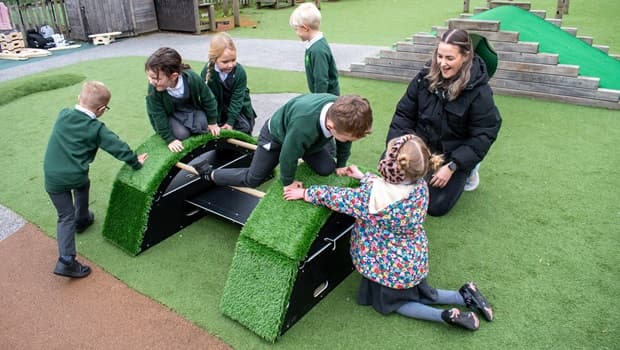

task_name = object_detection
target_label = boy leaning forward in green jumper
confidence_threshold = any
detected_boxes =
[197,93,372,193]
[44,81,147,278]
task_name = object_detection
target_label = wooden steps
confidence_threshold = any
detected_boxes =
[345,2,619,110]
[489,1,531,10]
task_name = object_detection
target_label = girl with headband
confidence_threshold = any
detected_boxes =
[284,134,494,330]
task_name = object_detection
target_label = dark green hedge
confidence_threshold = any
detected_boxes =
[0,73,86,106]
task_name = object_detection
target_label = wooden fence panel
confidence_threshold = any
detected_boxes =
[63,0,84,40]
[132,0,158,35]
[5,0,69,37]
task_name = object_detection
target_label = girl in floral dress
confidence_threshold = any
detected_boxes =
[284,134,494,330]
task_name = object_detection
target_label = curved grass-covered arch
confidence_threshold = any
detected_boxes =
[103,130,359,341]
[102,130,256,255]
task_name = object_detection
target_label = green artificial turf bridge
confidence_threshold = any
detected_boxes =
[102,131,360,342]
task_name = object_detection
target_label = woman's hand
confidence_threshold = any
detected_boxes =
[429,164,454,188]
[137,153,148,164]
[167,139,184,152]
[208,124,221,136]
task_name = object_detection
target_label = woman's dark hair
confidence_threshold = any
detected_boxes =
[145,47,191,77]
[426,29,473,101]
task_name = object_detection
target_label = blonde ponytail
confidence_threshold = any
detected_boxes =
[395,135,443,182]
[204,60,213,83]
[428,153,445,172]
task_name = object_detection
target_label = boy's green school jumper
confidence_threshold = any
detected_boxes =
[200,63,255,127]
[269,93,351,185]
[44,108,141,193]
[305,37,340,96]
[145,69,218,143]
[210,93,350,188]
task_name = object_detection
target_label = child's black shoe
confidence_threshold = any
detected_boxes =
[201,165,214,183]
[441,308,479,331]
[459,281,494,321]
[53,258,91,278]
[193,158,213,183]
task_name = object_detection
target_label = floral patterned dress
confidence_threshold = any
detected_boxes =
[306,174,438,314]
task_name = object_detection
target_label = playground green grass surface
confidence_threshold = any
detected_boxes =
[472,6,620,89]
[233,0,619,55]
[0,56,618,349]
[1,0,619,348]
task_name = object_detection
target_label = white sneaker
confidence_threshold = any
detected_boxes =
[464,168,480,192]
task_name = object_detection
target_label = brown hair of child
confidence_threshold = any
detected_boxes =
[145,47,191,78]
[326,95,373,139]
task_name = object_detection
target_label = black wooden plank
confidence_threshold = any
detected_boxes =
[187,187,260,225]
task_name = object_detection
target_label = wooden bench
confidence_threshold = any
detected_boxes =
[256,0,294,9]
[198,2,216,32]
[88,31,122,46]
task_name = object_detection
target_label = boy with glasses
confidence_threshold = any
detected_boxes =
[44,81,147,278]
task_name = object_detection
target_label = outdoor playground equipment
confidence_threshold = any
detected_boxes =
[88,31,121,45]
[0,31,51,60]
[102,131,359,341]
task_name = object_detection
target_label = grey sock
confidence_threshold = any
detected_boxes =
[435,289,466,306]
[396,302,444,323]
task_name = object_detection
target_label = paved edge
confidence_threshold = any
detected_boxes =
[0,92,305,348]
[0,223,232,350]
[0,204,25,241]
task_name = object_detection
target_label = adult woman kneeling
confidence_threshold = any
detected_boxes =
[385,28,502,216]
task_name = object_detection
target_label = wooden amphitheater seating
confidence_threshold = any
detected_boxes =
[343,1,620,110]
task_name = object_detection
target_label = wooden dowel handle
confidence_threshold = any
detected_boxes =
[175,162,265,198]
[230,186,265,198]
[227,138,258,151]
[176,162,199,175]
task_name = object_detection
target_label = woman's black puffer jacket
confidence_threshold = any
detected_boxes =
[386,55,502,172]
